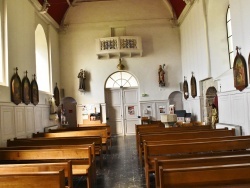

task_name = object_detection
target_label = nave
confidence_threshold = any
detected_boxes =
[75,135,149,188]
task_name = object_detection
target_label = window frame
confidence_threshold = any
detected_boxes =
[0,0,8,86]
[105,71,138,89]
[226,5,234,69]
[35,24,51,93]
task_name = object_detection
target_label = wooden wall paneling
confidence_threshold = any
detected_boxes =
[42,106,50,129]
[25,106,35,135]
[140,102,155,121]
[15,106,26,138]
[231,93,248,135]
[155,101,168,120]
[125,119,138,134]
[101,103,106,124]
[0,106,15,146]
[246,92,250,134]
[34,107,42,133]
[218,95,232,124]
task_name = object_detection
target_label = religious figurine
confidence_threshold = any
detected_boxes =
[77,69,86,92]
[158,65,165,87]
[211,104,218,129]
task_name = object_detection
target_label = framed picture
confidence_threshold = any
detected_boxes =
[53,83,60,107]
[10,67,22,105]
[22,71,31,105]
[233,47,248,91]
[31,74,39,105]
[183,76,189,100]
[190,73,197,98]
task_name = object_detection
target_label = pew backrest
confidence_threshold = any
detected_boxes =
[155,154,250,188]
[0,170,66,188]
[0,161,72,188]
[138,129,235,162]
[159,163,250,188]
[143,137,250,188]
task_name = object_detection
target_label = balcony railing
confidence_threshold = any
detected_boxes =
[96,36,142,59]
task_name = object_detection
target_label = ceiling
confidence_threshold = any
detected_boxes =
[37,0,187,27]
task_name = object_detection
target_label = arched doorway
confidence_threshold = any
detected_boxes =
[105,71,139,136]
[204,86,217,125]
[168,91,183,110]
[61,97,77,127]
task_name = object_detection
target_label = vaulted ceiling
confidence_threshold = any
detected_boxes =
[37,0,187,27]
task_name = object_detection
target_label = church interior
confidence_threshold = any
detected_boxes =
[0,0,250,187]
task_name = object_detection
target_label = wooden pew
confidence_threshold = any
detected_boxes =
[0,170,67,188]
[7,136,103,168]
[0,161,72,188]
[138,129,235,163]
[159,163,250,188]
[1,143,96,182]
[136,125,212,153]
[155,154,250,188]
[143,138,250,188]
[49,125,112,147]
[0,147,93,188]
[33,129,109,153]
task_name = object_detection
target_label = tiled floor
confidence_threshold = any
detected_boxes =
[74,135,153,188]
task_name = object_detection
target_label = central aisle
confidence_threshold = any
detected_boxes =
[75,135,152,188]
[96,135,147,188]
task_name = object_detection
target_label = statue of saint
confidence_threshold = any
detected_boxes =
[78,69,86,91]
[211,104,218,129]
[158,65,165,86]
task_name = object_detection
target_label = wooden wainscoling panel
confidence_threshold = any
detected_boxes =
[15,107,26,138]
[231,93,247,135]
[0,106,15,146]
[218,95,231,124]
[34,107,42,132]
[42,107,50,128]
[140,102,155,120]
[25,107,35,134]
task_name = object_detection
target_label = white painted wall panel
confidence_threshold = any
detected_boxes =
[15,107,26,138]
[25,107,35,135]
[183,98,201,121]
[231,93,249,135]
[34,107,42,133]
[218,95,231,124]
[42,107,50,129]
[140,102,156,121]
[0,106,15,146]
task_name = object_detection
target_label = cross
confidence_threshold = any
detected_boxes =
[236,46,241,54]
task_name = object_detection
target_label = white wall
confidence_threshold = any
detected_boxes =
[180,0,209,119]
[0,0,61,146]
[180,0,250,134]
[59,22,182,105]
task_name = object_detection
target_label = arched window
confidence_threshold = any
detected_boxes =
[0,3,7,86]
[226,5,234,68]
[35,24,50,92]
[105,71,138,88]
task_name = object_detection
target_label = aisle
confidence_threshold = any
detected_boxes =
[75,135,149,188]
